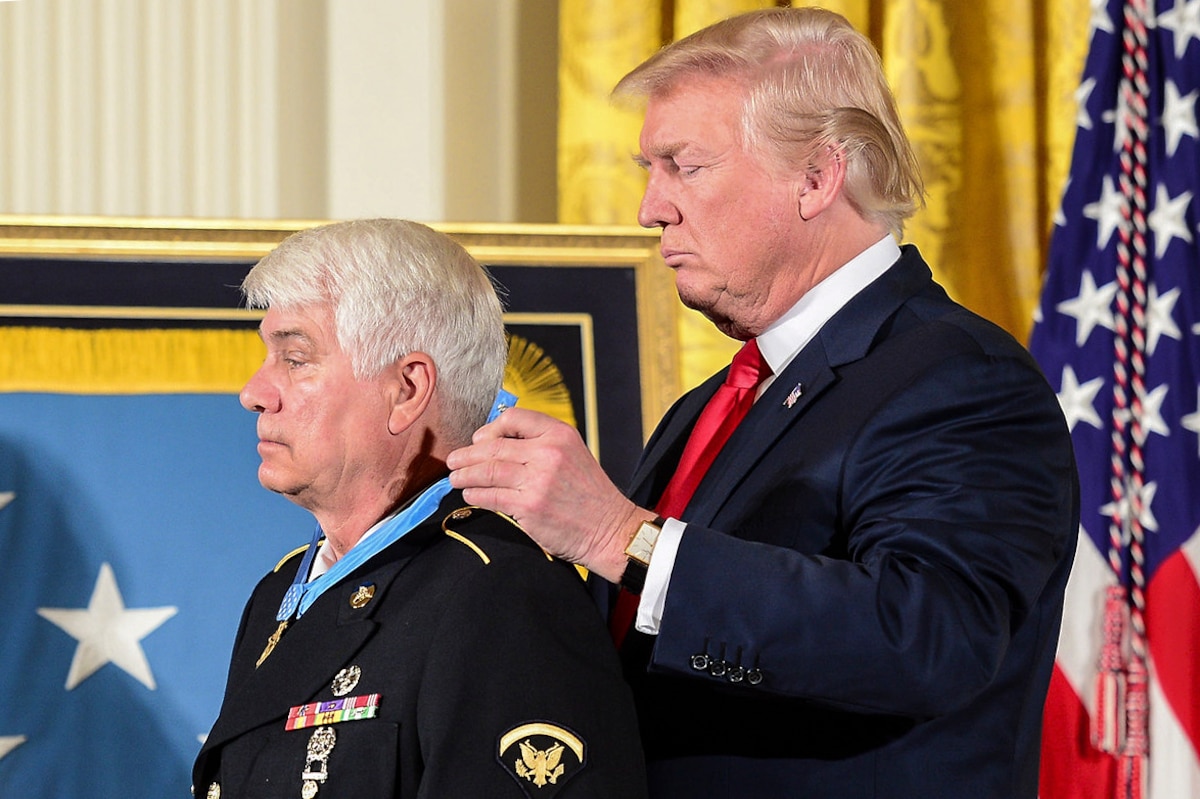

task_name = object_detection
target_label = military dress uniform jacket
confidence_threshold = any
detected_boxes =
[622,246,1080,799]
[194,491,647,799]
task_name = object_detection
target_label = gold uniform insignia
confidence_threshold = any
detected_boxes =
[498,723,585,798]
[348,583,375,609]
[517,740,565,786]
[256,620,288,668]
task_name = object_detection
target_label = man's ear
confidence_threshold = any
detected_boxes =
[385,352,436,435]
[797,144,847,221]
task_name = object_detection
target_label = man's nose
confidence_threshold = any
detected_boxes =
[637,173,681,229]
[239,366,279,413]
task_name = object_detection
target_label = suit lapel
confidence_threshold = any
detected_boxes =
[681,343,837,527]
[636,247,934,527]
[628,374,722,505]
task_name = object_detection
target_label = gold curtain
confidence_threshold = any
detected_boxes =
[559,0,1091,394]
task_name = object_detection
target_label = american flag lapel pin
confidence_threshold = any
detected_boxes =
[784,382,803,408]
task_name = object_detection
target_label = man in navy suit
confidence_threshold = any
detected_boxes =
[449,8,1078,798]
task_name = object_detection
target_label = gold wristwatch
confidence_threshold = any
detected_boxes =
[619,516,665,595]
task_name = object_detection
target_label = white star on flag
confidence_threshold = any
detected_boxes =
[1160,79,1198,156]
[0,736,26,760]
[1055,269,1118,346]
[1082,175,1125,249]
[37,563,177,691]
[1057,365,1106,432]
[1147,184,1194,258]
[1158,0,1200,58]
[0,491,13,511]
[1076,79,1097,130]
[1145,282,1183,355]
[1089,0,1115,35]
[1102,87,1134,154]
[1112,382,1172,439]
[1099,479,1161,540]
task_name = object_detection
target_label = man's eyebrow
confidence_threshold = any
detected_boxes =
[632,141,690,169]
[259,327,314,346]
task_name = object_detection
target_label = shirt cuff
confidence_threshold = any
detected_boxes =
[633,518,684,635]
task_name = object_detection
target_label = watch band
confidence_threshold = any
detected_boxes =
[619,558,649,595]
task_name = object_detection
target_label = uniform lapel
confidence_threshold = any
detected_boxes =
[197,523,438,760]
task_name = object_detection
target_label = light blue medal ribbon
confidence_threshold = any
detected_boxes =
[276,530,320,621]
[294,476,453,617]
[274,388,518,623]
[489,388,517,422]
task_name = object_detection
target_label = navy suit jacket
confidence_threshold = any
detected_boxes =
[623,246,1079,799]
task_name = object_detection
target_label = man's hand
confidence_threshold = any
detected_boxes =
[446,408,653,582]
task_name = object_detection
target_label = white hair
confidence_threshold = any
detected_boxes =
[242,219,507,445]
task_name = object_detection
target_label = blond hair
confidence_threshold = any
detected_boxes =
[615,7,923,237]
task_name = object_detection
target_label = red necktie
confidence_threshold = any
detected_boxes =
[611,339,771,645]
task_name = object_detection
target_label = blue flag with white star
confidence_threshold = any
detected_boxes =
[1029,0,1200,796]
[0,259,311,797]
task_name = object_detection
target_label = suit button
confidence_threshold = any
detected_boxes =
[727,665,745,683]
[690,653,710,671]
[746,668,763,685]
[709,659,728,678]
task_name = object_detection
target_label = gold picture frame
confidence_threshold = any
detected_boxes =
[0,215,679,482]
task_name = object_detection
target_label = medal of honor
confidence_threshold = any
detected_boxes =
[256,620,289,668]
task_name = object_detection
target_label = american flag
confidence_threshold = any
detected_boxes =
[1029,0,1200,797]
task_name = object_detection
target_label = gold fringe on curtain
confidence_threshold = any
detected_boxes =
[0,327,264,394]
[0,326,586,439]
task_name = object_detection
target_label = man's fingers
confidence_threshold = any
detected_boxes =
[459,485,509,516]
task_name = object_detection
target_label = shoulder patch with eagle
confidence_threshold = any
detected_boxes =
[497,722,586,798]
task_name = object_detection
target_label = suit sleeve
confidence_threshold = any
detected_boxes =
[413,548,647,798]
[650,347,1078,719]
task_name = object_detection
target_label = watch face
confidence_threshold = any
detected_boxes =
[628,540,652,563]
[625,521,661,564]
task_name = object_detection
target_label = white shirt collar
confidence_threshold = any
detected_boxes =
[757,235,901,378]
[308,513,390,580]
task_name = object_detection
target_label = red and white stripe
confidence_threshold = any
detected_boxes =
[1040,528,1200,797]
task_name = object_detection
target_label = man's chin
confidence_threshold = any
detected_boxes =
[677,293,742,338]
[677,288,716,319]
[257,469,305,500]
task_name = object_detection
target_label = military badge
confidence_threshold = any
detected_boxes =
[497,722,585,798]
[300,726,337,798]
[330,665,361,697]
[348,583,375,609]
